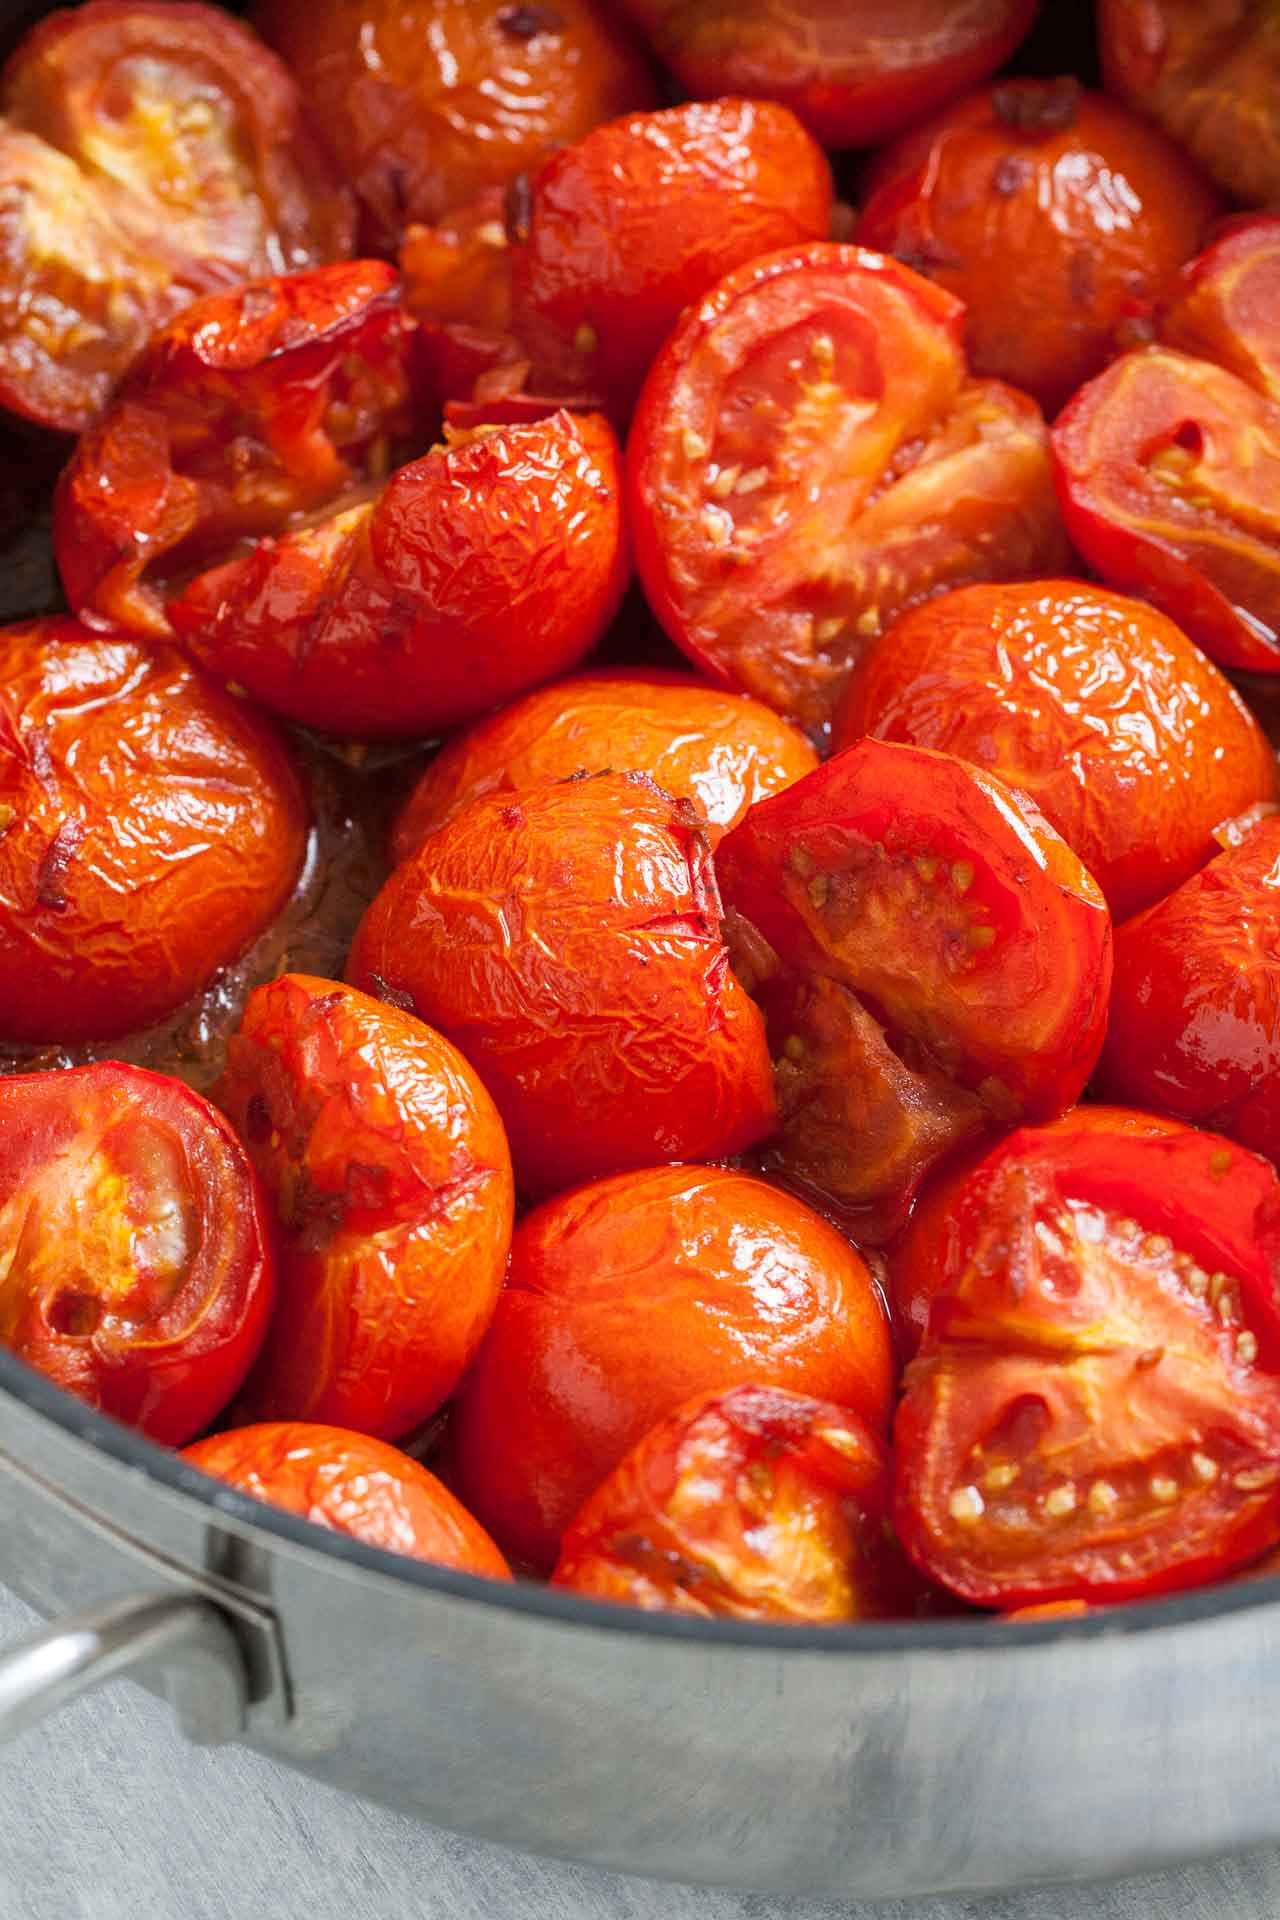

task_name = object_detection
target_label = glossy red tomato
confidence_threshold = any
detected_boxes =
[835,581,1278,922]
[894,1122,1280,1607]
[0,619,308,1046]
[449,1164,893,1571]
[552,1385,906,1622]
[167,409,629,739]
[856,80,1220,416]
[0,1063,274,1444]
[216,975,513,1441]
[254,0,655,252]
[617,1,1036,149]
[348,771,775,1194]
[390,668,817,864]
[0,1,353,434]
[183,1421,510,1575]
[628,243,1068,743]
[716,738,1113,1239]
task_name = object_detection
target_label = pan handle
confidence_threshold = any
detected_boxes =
[0,1591,248,1748]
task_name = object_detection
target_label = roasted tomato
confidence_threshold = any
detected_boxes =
[1099,0,1280,207]
[0,1,354,435]
[183,1421,510,1575]
[167,409,629,739]
[55,262,420,641]
[348,771,775,1194]
[449,1164,893,1571]
[0,619,307,1047]
[856,79,1220,417]
[216,975,513,1441]
[616,1,1036,149]
[835,581,1278,922]
[716,738,1113,1239]
[254,0,654,253]
[894,1122,1280,1607]
[0,1063,274,1444]
[390,668,817,863]
[401,189,525,410]
[552,1385,905,1622]
[628,243,1068,743]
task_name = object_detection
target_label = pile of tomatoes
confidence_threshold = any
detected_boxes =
[5,0,1280,1627]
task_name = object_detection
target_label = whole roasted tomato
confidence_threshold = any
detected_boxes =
[617,1,1036,149]
[835,581,1278,922]
[391,668,817,863]
[216,975,513,1440]
[552,1385,907,1622]
[183,1421,510,1575]
[628,243,1068,743]
[0,1063,274,1444]
[254,0,654,252]
[449,1164,893,1571]
[168,409,629,738]
[716,738,1113,1240]
[0,619,307,1046]
[348,771,775,1194]
[0,1,353,434]
[894,1122,1280,1607]
[856,79,1220,416]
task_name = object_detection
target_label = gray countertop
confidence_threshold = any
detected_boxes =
[1,1582,1276,1920]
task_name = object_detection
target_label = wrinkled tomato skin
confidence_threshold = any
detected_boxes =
[216,976,514,1442]
[347,771,776,1196]
[182,1421,510,1576]
[167,409,629,740]
[0,1063,275,1445]
[894,1122,1280,1607]
[0,1,354,435]
[552,1384,908,1623]
[55,262,419,640]
[254,0,655,253]
[449,1164,893,1572]
[391,667,817,864]
[856,80,1220,417]
[0,619,308,1046]
[836,581,1278,922]
[1098,815,1280,1165]
[628,242,1068,744]
[617,0,1036,150]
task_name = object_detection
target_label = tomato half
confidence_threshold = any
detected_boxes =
[1159,215,1280,407]
[0,1063,275,1444]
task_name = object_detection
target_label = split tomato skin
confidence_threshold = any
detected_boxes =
[167,409,630,739]
[0,1063,275,1445]
[348,770,776,1195]
[552,1384,903,1623]
[216,975,514,1442]
[836,580,1279,922]
[0,618,308,1046]
[449,1164,894,1573]
[182,1421,510,1576]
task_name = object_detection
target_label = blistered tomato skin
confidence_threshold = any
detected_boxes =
[894,1123,1280,1607]
[617,0,1036,149]
[836,581,1278,922]
[0,619,308,1047]
[628,242,1068,744]
[167,409,630,740]
[254,0,655,252]
[216,976,514,1442]
[182,1422,510,1576]
[391,668,818,864]
[348,771,775,1195]
[856,80,1220,417]
[552,1385,904,1623]
[0,1,354,435]
[0,1064,275,1444]
[450,1164,893,1572]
